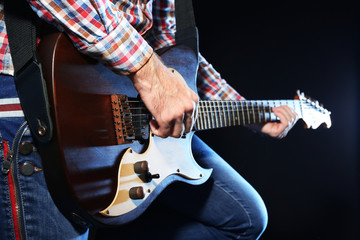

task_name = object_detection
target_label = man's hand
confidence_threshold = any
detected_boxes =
[261,106,298,139]
[130,53,198,138]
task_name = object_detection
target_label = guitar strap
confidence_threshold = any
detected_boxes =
[175,0,199,56]
[4,0,198,144]
[4,0,53,144]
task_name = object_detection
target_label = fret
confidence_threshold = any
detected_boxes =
[213,101,219,128]
[267,101,272,121]
[270,100,278,121]
[257,101,262,123]
[263,101,267,122]
[211,101,217,128]
[226,101,231,127]
[196,101,200,130]
[223,101,228,127]
[206,101,213,129]
[211,101,215,129]
[235,101,241,125]
[214,101,222,128]
[198,101,204,130]
[231,101,235,126]
[227,101,231,126]
[245,101,250,125]
[251,101,256,124]
[230,101,236,126]
[223,101,231,127]
[255,102,258,123]
[265,100,270,122]
[209,101,215,129]
[261,101,266,122]
[205,101,210,129]
[204,101,210,129]
[220,101,226,127]
[203,101,208,130]
[240,101,245,126]
[211,101,216,128]
[271,100,277,121]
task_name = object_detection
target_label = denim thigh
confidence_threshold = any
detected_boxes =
[96,135,268,240]
[0,74,88,240]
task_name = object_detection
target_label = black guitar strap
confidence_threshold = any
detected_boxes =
[175,0,199,56]
[4,0,53,144]
[4,0,197,144]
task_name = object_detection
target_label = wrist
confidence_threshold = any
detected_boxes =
[129,53,168,94]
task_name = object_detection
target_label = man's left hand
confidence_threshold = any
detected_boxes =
[261,106,298,139]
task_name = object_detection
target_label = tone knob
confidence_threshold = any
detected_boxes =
[129,186,145,200]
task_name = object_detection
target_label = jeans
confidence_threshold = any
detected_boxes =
[0,75,88,239]
[1,74,268,239]
[96,135,268,240]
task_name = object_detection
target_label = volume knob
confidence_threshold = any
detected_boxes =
[134,161,149,174]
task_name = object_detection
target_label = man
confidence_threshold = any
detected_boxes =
[0,0,297,239]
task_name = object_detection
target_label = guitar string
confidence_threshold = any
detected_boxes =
[125,99,321,108]
[119,102,324,120]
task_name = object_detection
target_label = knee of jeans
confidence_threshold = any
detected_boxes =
[252,205,268,237]
[243,203,268,239]
[229,201,268,240]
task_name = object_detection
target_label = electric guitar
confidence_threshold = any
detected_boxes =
[37,32,331,227]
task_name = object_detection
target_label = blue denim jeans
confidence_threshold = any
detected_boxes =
[0,75,88,239]
[96,135,268,240]
[1,74,268,239]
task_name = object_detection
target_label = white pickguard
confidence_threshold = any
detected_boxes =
[100,132,212,217]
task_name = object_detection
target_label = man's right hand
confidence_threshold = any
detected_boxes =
[129,53,198,138]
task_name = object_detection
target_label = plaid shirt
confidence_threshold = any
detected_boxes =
[0,0,243,101]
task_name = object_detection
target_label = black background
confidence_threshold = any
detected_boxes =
[193,2,359,240]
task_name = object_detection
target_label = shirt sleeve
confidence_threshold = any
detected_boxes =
[148,0,244,101]
[197,54,245,101]
[146,0,176,50]
[28,0,153,75]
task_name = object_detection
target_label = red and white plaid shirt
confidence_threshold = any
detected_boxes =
[0,0,244,101]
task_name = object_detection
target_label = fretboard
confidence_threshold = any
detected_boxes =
[194,100,302,131]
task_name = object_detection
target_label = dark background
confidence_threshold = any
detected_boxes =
[193,3,359,240]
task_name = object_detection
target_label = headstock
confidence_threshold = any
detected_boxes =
[295,90,332,129]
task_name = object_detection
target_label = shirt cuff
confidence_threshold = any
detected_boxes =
[81,21,153,75]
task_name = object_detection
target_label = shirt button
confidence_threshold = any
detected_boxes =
[19,142,34,155]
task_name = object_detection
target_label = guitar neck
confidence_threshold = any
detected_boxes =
[194,99,302,131]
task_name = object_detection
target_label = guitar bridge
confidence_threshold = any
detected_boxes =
[111,95,150,145]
